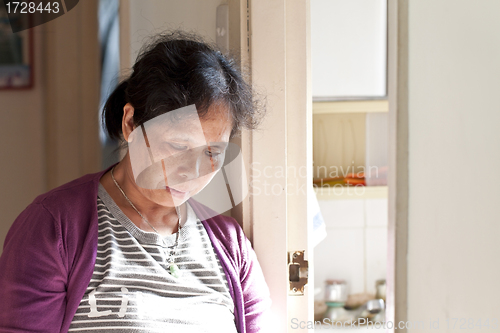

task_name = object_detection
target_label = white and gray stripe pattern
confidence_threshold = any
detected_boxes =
[68,183,237,332]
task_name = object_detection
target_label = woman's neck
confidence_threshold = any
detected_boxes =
[100,158,186,237]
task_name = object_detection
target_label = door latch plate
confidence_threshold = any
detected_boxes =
[288,250,308,296]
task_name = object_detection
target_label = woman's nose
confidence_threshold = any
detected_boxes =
[175,151,202,181]
[177,164,200,181]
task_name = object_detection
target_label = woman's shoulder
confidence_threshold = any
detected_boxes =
[32,166,112,216]
[3,169,109,267]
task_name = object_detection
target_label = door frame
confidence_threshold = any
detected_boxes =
[248,0,313,331]
[387,0,409,331]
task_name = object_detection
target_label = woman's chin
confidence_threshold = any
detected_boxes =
[147,189,191,207]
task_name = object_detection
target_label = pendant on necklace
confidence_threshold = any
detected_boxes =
[169,263,181,278]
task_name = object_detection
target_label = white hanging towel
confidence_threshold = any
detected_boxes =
[309,183,327,247]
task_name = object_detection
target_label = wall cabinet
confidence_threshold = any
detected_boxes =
[313,100,388,200]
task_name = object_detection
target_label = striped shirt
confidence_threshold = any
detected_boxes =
[68,183,238,332]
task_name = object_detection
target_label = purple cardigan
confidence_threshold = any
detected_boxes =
[0,164,271,332]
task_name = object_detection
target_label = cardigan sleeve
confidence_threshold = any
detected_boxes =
[240,235,273,333]
[0,202,67,332]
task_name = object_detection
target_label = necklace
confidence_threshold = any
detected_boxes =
[110,166,182,278]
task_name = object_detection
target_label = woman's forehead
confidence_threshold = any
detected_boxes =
[144,106,232,143]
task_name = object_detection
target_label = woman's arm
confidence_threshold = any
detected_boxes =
[0,202,67,332]
[240,236,273,333]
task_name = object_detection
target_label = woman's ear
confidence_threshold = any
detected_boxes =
[122,103,136,142]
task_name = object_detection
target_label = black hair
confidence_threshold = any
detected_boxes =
[102,30,264,142]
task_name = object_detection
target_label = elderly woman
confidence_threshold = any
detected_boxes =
[0,31,271,333]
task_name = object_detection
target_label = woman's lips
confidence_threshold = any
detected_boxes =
[165,186,188,197]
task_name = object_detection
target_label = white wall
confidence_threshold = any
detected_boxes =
[0,1,101,253]
[0,27,45,253]
[408,0,500,327]
[128,0,224,67]
[315,198,388,296]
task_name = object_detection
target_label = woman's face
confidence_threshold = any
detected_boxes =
[126,104,233,207]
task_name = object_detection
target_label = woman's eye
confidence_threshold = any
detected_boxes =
[169,143,188,150]
[205,150,221,157]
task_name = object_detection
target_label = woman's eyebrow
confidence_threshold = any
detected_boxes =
[168,135,193,143]
[166,135,228,149]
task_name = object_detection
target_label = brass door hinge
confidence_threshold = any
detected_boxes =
[288,250,308,296]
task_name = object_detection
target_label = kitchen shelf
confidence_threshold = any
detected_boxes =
[314,185,388,200]
[313,100,388,115]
